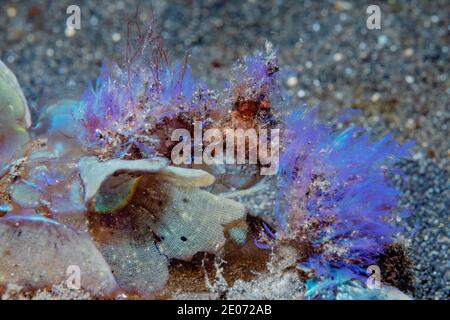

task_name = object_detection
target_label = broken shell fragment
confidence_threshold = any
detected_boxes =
[33,99,84,157]
[88,189,170,296]
[142,179,246,259]
[89,169,245,260]
[156,166,216,187]
[9,181,44,209]
[79,156,215,206]
[91,175,141,214]
[0,60,31,129]
[228,224,249,246]
[0,215,117,296]
[0,124,29,167]
[94,233,169,296]
[34,99,79,138]
[78,156,169,202]
[86,163,245,294]
[4,146,86,216]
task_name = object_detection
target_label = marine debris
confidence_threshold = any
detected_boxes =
[0,22,413,300]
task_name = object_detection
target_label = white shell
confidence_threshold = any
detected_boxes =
[0,60,31,128]
[78,156,169,202]
[0,215,117,296]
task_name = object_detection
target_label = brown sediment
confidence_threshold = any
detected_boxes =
[220,216,272,284]
[155,252,216,299]
[376,243,415,294]
[234,100,259,122]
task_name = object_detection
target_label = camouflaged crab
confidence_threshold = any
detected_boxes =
[0,23,414,300]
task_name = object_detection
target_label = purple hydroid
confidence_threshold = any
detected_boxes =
[229,43,279,100]
[74,60,212,158]
[74,38,284,159]
[73,25,215,159]
[72,31,413,290]
[227,42,286,121]
[276,108,413,274]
